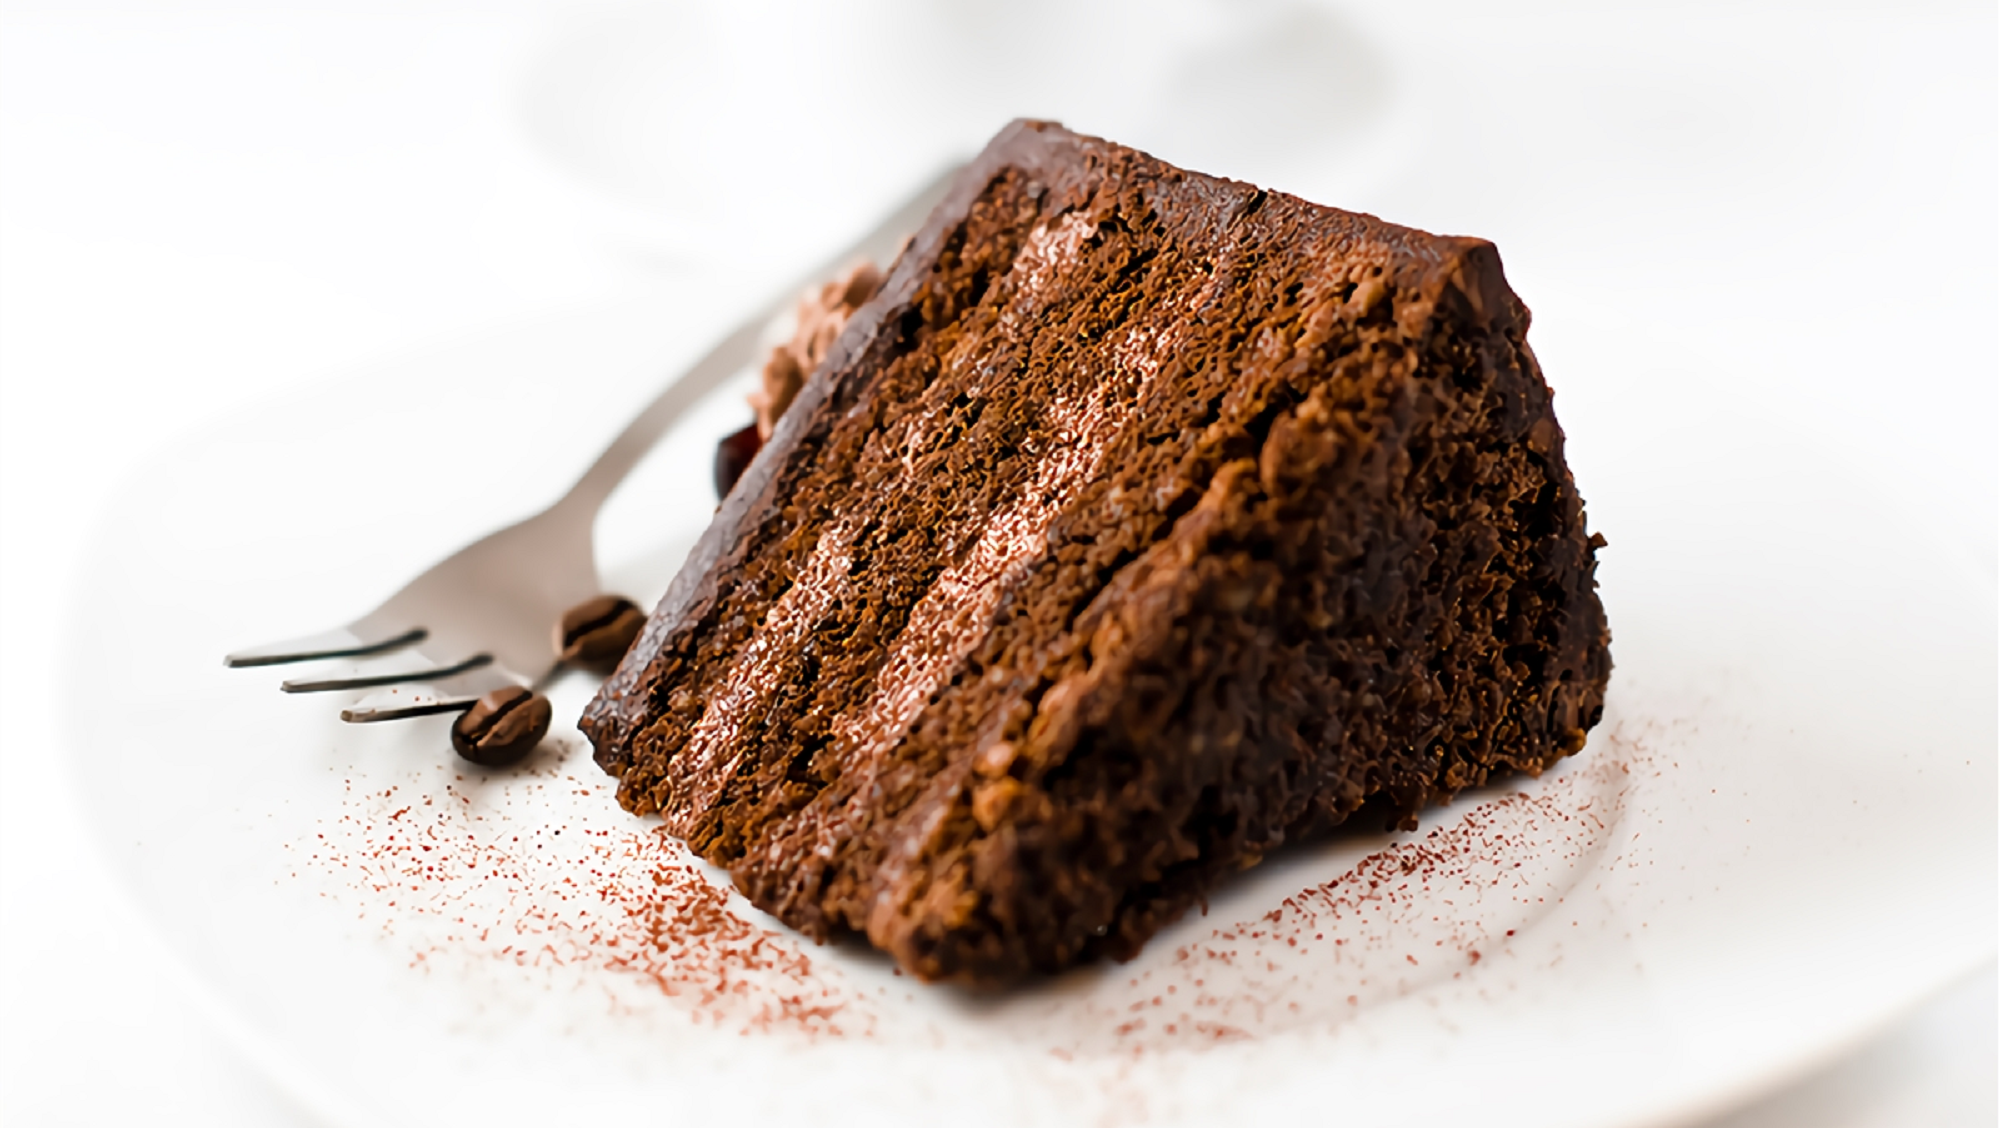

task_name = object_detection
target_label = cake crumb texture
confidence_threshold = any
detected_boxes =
[582,121,1610,984]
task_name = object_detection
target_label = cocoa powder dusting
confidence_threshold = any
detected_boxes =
[1026,717,1672,1057]
[296,750,857,1038]
[288,715,1680,1059]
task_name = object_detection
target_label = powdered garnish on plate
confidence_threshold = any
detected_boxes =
[288,715,1676,1058]
[1016,716,1672,1057]
[295,747,858,1039]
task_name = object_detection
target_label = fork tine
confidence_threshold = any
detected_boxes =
[339,693,486,723]
[224,625,425,668]
[280,653,493,694]
[339,666,521,724]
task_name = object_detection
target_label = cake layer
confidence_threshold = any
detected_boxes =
[582,121,1610,984]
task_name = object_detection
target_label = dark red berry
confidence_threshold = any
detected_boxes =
[715,422,763,498]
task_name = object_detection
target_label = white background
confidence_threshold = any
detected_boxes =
[1,1,1992,1124]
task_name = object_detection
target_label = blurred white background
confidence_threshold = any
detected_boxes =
[0,0,1992,1124]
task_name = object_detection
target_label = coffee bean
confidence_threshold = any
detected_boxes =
[714,422,762,498]
[451,686,551,767]
[554,594,645,674]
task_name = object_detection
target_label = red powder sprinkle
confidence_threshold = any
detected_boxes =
[1031,717,1671,1057]
[294,716,1676,1059]
[298,755,857,1039]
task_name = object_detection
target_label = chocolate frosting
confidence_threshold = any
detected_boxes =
[578,120,1606,985]
[582,119,1524,763]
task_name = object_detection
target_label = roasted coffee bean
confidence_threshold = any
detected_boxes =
[450,686,551,767]
[714,422,762,498]
[554,594,645,674]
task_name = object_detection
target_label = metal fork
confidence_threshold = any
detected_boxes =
[225,164,961,722]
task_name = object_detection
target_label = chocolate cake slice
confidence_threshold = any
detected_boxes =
[582,121,1611,985]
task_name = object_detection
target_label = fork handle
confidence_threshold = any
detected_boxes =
[558,314,768,520]
[556,161,966,520]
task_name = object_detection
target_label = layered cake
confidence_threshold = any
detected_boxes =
[582,121,1611,984]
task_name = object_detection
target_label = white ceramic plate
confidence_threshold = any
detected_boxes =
[65,288,1995,1128]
